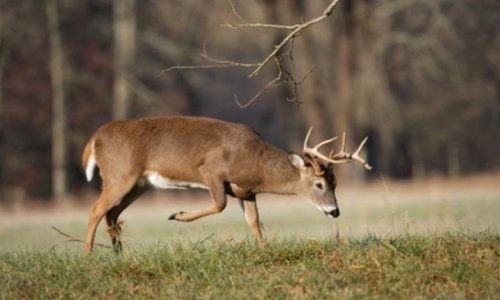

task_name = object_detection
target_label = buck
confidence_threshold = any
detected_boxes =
[82,116,371,253]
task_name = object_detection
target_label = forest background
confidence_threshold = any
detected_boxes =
[0,0,498,203]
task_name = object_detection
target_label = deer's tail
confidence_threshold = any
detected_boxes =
[82,139,97,182]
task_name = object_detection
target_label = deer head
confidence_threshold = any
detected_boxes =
[290,127,372,218]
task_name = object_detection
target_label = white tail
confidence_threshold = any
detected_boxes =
[83,141,96,182]
[82,116,371,253]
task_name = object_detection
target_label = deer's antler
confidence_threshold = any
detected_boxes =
[303,127,372,171]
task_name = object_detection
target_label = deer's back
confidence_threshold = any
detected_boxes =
[91,116,271,183]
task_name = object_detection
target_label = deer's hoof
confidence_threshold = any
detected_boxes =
[168,211,185,220]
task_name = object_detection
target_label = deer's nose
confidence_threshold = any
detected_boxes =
[325,208,340,218]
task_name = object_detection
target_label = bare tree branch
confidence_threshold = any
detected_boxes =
[235,57,284,108]
[157,44,260,77]
[276,38,313,104]
[200,44,260,68]
[223,22,299,30]
[244,0,342,78]
[160,0,342,107]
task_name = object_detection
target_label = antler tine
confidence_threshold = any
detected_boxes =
[340,132,346,153]
[331,132,349,162]
[351,137,372,170]
[329,132,372,170]
[303,127,338,161]
[303,127,313,154]
[302,127,340,175]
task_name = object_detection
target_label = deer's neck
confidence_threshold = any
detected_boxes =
[255,146,301,195]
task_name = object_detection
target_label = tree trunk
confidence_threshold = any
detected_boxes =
[113,0,136,120]
[290,0,331,139]
[447,141,460,177]
[0,28,5,201]
[331,0,355,180]
[260,0,304,148]
[46,0,67,202]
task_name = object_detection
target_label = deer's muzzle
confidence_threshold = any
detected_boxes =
[325,208,340,218]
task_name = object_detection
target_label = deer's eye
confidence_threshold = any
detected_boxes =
[314,182,324,190]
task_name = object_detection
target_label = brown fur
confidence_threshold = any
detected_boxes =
[81,137,93,171]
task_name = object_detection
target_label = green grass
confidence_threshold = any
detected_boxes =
[1,177,499,298]
[1,231,498,299]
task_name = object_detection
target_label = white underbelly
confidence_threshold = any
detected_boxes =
[140,171,208,190]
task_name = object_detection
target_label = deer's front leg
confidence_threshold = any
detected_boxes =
[169,172,227,222]
[239,196,265,246]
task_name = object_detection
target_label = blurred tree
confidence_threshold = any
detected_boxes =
[0,0,498,200]
[0,21,4,201]
[373,0,500,176]
[0,0,51,199]
[113,0,135,120]
[289,0,332,141]
[46,0,67,202]
[332,0,401,177]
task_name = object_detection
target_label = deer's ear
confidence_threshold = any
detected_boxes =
[288,153,307,170]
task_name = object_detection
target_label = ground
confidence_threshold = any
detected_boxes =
[0,173,498,251]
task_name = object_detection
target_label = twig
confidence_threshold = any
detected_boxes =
[247,0,342,78]
[284,67,313,104]
[379,172,398,233]
[200,43,259,68]
[234,57,283,108]
[191,233,216,250]
[228,0,245,24]
[158,63,243,77]
[157,44,260,77]
[223,22,300,30]
[277,39,313,104]
[49,226,112,252]
[224,0,301,30]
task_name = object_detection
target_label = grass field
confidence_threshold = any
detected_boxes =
[0,174,499,298]
[0,232,498,299]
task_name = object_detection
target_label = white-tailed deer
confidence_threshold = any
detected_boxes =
[82,116,371,253]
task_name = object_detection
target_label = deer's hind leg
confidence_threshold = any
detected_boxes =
[105,184,150,253]
[84,175,140,254]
